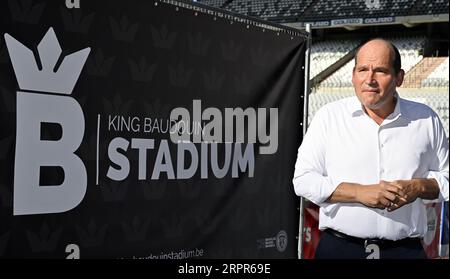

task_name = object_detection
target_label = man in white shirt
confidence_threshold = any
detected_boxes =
[293,39,449,259]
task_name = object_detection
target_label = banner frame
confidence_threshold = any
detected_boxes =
[297,23,312,259]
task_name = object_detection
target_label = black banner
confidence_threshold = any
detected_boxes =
[0,0,306,258]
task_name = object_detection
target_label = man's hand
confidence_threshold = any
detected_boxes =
[387,178,440,211]
[355,180,406,209]
[385,180,419,211]
[327,179,439,211]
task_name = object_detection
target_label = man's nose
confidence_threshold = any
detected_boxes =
[364,69,376,84]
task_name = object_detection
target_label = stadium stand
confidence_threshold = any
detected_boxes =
[223,0,314,20]
[421,57,450,87]
[404,57,448,87]
[197,0,449,22]
[300,0,414,21]
[319,58,354,87]
[318,36,428,88]
[310,39,361,78]
[412,0,449,16]
[199,0,229,7]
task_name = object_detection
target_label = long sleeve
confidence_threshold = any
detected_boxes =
[292,106,341,210]
[423,112,449,203]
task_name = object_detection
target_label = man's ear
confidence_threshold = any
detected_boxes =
[351,67,356,85]
[396,69,405,87]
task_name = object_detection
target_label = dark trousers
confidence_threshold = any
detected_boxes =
[315,229,428,259]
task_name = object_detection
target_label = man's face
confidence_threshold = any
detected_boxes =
[352,40,404,110]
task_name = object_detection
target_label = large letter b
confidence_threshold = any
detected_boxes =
[14,92,87,215]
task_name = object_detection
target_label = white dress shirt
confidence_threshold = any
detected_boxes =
[293,95,449,240]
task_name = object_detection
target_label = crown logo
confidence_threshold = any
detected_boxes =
[250,45,269,67]
[60,6,95,34]
[178,180,201,199]
[128,57,157,83]
[86,49,115,77]
[8,0,45,24]
[102,93,133,115]
[195,214,216,235]
[122,216,150,242]
[151,25,177,49]
[4,27,90,94]
[220,40,242,62]
[202,68,225,92]
[168,63,193,88]
[100,180,129,202]
[141,180,166,200]
[75,220,108,247]
[143,99,171,119]
[26,223,63,252]
[109,16,139,42]
[162,215,185,238]
[187,32,211,56]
